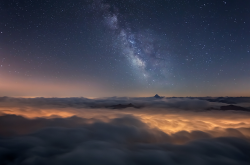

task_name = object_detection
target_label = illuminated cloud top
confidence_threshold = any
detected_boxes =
[0,96,250,164]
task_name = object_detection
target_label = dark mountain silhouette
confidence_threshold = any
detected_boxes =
[206,105,249,111]
[220,105,249,111]
[154,94,164,99]
[106,103,141,109]
[201,97,250,105]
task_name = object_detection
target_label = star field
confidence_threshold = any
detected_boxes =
[0,0,250,97]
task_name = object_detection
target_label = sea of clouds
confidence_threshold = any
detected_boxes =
[0,96,250,164]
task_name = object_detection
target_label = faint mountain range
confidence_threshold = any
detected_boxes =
[204,98,237,104]
[207,104,249,111]
[220,105,249,111]
[201,97,250,105]
[106,103,141,109]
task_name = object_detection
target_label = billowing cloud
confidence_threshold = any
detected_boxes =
[0,97,249,134]
[0,115,250,165]
[0,97,250,164]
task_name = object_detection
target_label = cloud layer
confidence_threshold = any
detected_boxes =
[0,96,250,164]
[1,96,247,110]
[0,115,250,165]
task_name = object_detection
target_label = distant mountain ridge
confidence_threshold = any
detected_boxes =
[220,105,249,111]
[207,104,249,111]
[106,103,141,109]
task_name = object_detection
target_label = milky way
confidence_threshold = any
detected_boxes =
[94,0,171,83]
[1,0,250,97]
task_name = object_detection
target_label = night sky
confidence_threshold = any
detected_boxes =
[1,0,250,97]
[1,1,250,164]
